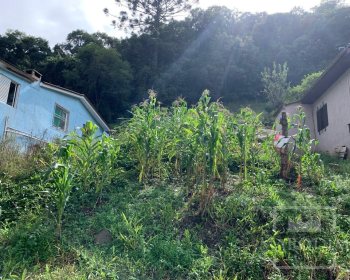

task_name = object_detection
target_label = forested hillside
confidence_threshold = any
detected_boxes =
[1,0,350,123]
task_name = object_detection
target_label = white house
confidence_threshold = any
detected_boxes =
[276,47,350,155]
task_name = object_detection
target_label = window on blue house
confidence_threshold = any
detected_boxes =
[0,74,19,107]
[53,104,69,131]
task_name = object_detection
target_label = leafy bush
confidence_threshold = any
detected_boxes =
[0,175,50,223]
[0,215,56,275]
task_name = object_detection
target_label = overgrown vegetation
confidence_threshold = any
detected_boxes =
[0,91,350,279]
[1,92,350,279]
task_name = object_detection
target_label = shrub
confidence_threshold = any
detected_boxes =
[0,138,48,179]
[0,215,56,275]
[0,175,50,223]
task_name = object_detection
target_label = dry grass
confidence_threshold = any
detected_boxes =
[0,138,46,178]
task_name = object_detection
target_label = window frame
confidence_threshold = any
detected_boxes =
[52,104,69,132]
[7,82,19,107]
[0,73,20,108]
[316,103,328,133]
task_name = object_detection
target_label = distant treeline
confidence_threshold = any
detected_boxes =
[1,0,350,123]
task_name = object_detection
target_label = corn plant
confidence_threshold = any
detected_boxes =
[167,98,190,177]
[67,121,101,190]
[190,92,229,183]
[235,108,261,181]
[291,107,323,187]
[49,144,74,239]
[183,91,230,214]
[94,134,120,196]
[192,92,211,185]
[67,121,120,198]
[48,121,122,237]
[127,91,168,183]
[207,101,227,181]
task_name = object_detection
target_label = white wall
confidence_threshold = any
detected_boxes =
[311,69,350,154]
[275,103,314,139]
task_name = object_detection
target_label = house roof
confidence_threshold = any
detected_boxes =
[0,59,110,132]
[0,60,37,83]
[301,47,350,104]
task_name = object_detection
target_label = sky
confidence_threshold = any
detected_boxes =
[0,0,345,46]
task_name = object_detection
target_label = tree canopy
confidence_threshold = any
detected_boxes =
[1,0,350,123]
[104,0,198,34]
[261,63,290,108]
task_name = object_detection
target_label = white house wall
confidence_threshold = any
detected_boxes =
[275,103,315,140]
[311,69,350,154]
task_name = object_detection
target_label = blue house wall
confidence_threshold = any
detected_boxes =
[0,67,105,143]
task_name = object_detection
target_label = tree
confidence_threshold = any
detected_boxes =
[62,43,132,122]
[285,71,323,103]
[57,30,119,55]
[261,62,290,108]
[312,0,345,14]
[153,6,261,104]
[104,0,198,70]
[104,0,197,33]
[0,30,51,70]
[3,2,350,122]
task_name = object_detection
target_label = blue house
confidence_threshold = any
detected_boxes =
[0,59,109,148]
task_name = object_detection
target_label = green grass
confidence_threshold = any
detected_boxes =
[1,162,350,279]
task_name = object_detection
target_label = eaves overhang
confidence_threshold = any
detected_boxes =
[301,47,350,104]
